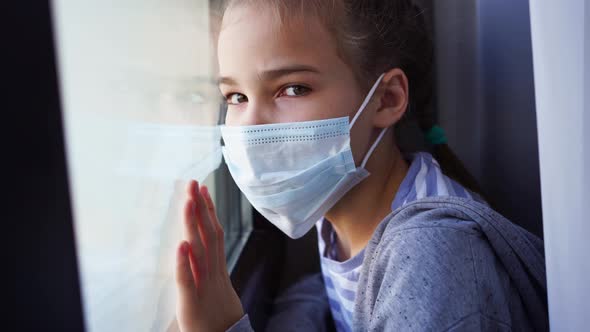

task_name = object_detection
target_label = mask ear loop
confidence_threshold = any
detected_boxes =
[349,73,385,128]
[361,127,388,168]
[347,73,388,169]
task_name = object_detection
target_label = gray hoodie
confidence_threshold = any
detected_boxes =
[229,196,548,331]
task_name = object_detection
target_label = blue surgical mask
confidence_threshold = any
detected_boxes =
[221,74,387,239]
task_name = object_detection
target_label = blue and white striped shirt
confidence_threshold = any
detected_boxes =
[316,152,482,332]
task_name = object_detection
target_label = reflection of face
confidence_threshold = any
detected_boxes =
[217,5,365,127]
[64,4,219,126]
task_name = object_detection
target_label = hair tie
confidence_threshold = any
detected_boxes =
[425,125,448,145]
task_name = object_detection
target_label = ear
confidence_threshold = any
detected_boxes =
[373,68,409,129]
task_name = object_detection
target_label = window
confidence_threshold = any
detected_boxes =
[52,1,250,331]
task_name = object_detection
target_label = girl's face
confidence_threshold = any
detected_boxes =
[217,4,368,127]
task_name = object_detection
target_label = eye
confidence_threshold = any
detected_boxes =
[279,85,311,97]
[226,93,248,105]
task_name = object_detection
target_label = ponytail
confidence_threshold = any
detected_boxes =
[432,143,486,198]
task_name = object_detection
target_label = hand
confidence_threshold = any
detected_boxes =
[175,180,244,332]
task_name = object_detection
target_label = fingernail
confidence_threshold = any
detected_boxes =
[180,242,189,255]
[203,186,209,199]
[194,181,199,196]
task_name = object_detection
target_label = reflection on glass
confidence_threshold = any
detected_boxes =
[52,1,219,330]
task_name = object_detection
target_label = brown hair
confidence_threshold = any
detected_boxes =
[218,0,484,197]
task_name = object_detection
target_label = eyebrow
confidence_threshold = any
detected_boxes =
[217,64,321,86]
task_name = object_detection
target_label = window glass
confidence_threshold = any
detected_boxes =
[52,1,248,331]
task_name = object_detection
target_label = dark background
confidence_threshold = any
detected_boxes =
[3,2,86,331]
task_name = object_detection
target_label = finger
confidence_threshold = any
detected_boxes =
[186,180,198,201]
[175,241,198,299]
[183,198,207,279]
[202,185,228,273]
[199,185,221,275]
[195,184,218,279]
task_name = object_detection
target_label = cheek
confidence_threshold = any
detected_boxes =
[219,99,258,126]
[274,98,329,122]
[321,84,363,119]
[224,107,246,126]
[274,87,362,123]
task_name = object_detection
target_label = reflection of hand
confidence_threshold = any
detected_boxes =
[175,180,244,332]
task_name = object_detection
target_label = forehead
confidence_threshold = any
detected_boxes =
[217,4,343,77]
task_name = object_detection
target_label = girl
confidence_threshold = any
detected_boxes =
[173,0,548,331]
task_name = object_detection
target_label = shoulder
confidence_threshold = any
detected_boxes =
[368,203,485,279]
[362,217,484,317]
[354,199,513,331]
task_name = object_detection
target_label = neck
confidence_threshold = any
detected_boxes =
[324,131,408,261]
